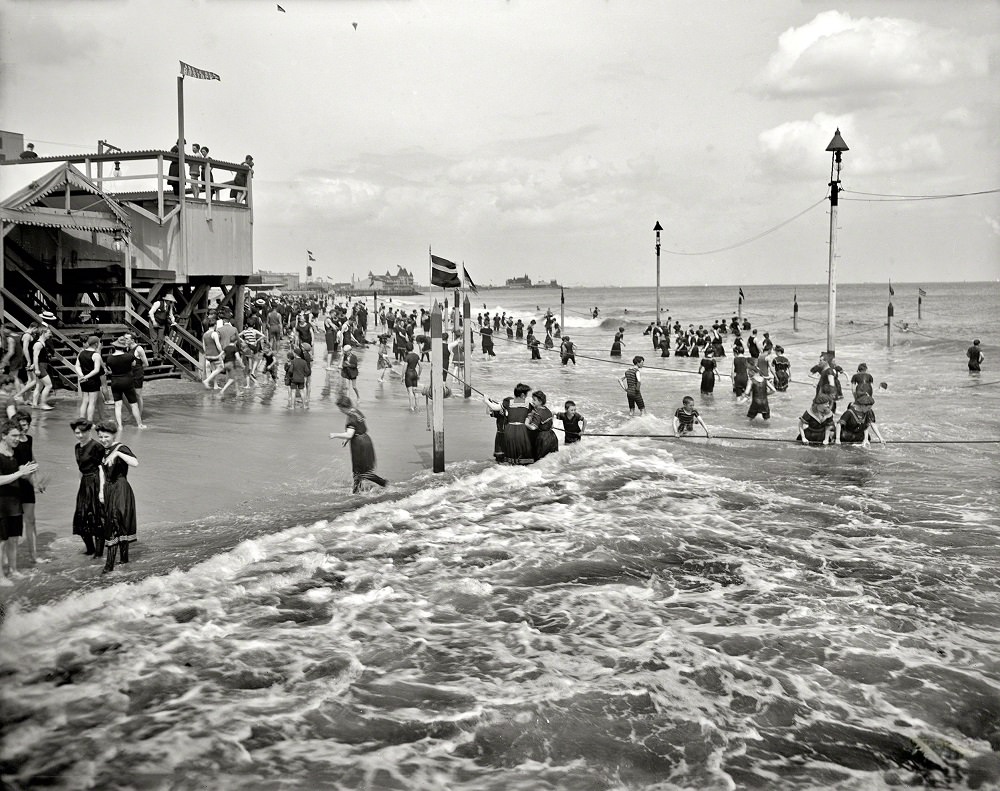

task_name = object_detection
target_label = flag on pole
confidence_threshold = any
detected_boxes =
[463,263,479,295]
[793,291,797,303]
[180,61,221,81]
[307,250,315,261]
[739,287,745,303]
[918,288,927,297]
[889,280,895,296]
[430,254,461,288]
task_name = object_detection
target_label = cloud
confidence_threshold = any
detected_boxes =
[985,216,1000,237]
[757,113,946,180]
[757,11,989,99]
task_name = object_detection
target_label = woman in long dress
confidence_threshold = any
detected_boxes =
[698,350,719,395]
[526,390,559,461]
[70,419,104,558]
[330,394,388,493]
[96,421,138,573]
[610,328,625,357]
[797,395,836,444]
[484,383,534,465]
[486,396,511,463]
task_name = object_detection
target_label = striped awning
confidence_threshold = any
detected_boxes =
[0,163,131,232]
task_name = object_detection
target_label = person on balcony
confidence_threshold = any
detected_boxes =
[189,143,202,197]
[148,294,177,358]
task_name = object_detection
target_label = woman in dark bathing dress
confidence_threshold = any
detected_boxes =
[330,393,388,493]
[485,396,511,463]
[70,419,104,557]
[527,390,559,461]
[485,383,534,466]
[96,421,138,573]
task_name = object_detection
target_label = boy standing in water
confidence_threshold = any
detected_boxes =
[967,339,984,372]
[556,401,585,443]
[618,356,645,417]
[673,396,711,437]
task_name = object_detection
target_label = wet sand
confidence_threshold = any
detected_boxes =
[2,344,495,608]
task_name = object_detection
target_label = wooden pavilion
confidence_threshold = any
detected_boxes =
[0,149,255,386]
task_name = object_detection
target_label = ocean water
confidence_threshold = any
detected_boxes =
[2,282,999,790]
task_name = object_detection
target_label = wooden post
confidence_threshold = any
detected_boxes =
[917,293,922,320]
[737,296,742,327]
[463,294,472,398]
[177,76,188,279]
[205,156,212,222]
[793,294,799,332]
[560,287,565,337]
[886,301,894,348]
[0,221,5,323]
[55,235,63,312]
[124,237,132,322]
[431,302,445,472]
[234,283,245,332]
[157,154,164,221]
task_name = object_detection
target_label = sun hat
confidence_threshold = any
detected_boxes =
[162,294,177,302]
[255,298,266,306]
[39,310,57,322]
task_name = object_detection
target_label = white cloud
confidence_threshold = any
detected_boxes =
[757,113,946,180]
[758,11,989,99]
[985,216,1000,237]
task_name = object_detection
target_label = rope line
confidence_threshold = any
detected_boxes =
[661,196,828,256]
[842,187,1000,201]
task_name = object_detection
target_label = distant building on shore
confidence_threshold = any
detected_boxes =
[505,273,561,289]
[350,266,420,295]
[256,270,300,291]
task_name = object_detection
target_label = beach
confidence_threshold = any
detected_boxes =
[1,281,999,790]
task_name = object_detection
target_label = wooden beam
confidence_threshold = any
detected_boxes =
[123,201,161,225]
[179,283,209,319]
[157,155,164,220]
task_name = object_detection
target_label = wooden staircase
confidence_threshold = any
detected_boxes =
[49,326,182,390]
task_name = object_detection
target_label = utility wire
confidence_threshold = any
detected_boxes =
[661,196,828,256]
[842,187,1000,202]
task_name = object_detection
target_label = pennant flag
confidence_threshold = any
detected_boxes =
[738,287,745,302]
[431,254,461,288]
[918,288,927,297]
[277,4,286,12]
[463,264,480,295]
[793,291,797,303]
[307,250,315,261]
[889,280,895,296]
[180,61,221,81]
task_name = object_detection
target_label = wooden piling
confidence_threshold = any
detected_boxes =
[793,297,799,332]
[887,302,894,348]
[431,302,445,472]
[463,295,472,398]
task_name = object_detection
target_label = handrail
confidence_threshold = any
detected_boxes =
[1,288,82,389]
[124,306,202,380]
[4,241,60,306]
[124,287,205,351]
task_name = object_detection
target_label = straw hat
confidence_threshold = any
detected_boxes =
[162,294,177,302]
[39,310,57,322]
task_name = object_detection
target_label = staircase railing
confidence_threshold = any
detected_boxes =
[123,306,202,382]
[1,287,82,390]
[124,287,205,352]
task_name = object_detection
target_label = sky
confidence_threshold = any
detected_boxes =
[1,0,998,287]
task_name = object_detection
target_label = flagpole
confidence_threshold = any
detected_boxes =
[177,74,187,279]
[917,290,922,320]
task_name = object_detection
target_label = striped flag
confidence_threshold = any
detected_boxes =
[180,61,221,81]
[463,263,480,295]
[889,280,895,296]
[430,253,461,288]
[918,288,927,297]
[307,250,315,261]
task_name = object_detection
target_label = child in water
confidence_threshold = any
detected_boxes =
[556,400,586,443]
[673,396,711,438]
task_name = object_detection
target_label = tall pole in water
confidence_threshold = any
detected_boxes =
[653,221,662,322]
[825,128,849,360]
[463,294,472,398]
[560,287,565,338]
[431,302,445,472]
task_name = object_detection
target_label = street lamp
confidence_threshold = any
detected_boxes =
[824,128,848,360]
[653,220,663,322]
[112,228,124,252]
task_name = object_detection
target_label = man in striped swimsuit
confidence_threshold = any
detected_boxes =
[618,356,645,417]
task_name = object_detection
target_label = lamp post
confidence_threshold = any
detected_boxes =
[653,221,663,322]
[824,128,848,360]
